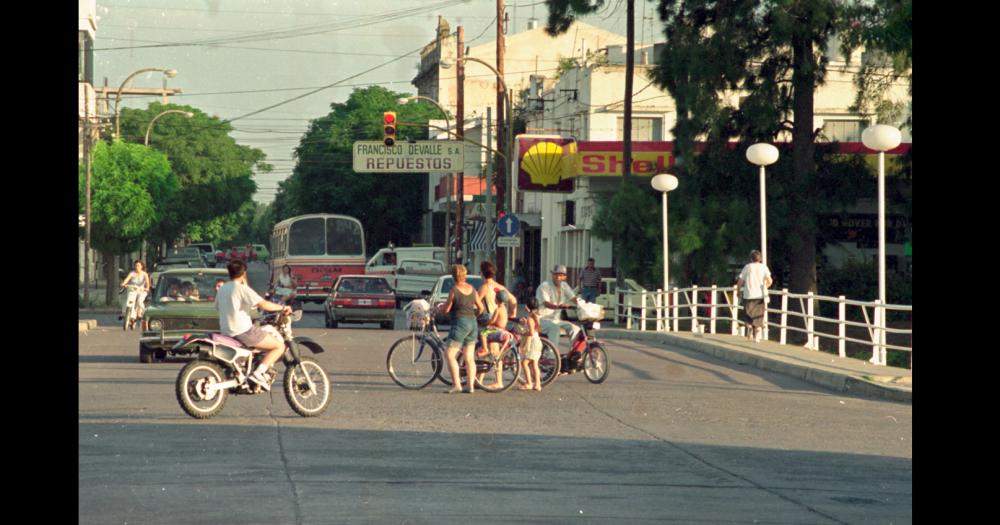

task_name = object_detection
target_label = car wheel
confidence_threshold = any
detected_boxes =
[139,344,155,364]
[381,321,393,330]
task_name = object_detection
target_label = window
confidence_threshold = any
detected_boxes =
[821,120,865,142]
[617,117,662,141]
[326,218,363,256]
[78,32,93,83]
[563,200,576,226]
[289,218,326,256]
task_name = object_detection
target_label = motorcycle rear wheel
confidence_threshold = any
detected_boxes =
[284,357,331,417]
[176,360,228,419]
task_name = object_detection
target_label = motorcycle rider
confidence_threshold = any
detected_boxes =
[119,261,151,327]
[536,264,581,350]
[216,259,291,391]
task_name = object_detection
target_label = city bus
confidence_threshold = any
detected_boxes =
[270,214,366,303]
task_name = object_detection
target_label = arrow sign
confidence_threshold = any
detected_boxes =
[498,214,520,237]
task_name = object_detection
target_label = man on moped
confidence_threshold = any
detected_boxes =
[535,264,581,350]
[216,259,291,391]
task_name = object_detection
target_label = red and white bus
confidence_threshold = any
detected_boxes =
[270,214,366,303]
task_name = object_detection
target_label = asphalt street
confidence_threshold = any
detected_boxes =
[79,263,912,523]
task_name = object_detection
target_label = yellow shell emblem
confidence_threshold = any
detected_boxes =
[522,142,570,186]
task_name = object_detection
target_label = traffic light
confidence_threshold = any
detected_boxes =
[383,111,397,146]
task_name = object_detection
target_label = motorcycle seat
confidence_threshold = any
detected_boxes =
[210,333,246,349]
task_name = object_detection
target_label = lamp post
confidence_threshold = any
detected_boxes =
[861,124,902,366]
[144,109,193,146]
[651,173,679,330]
[399,96,453,266]
[442,56,514,281]
[746,143,779,266]
[115,68,177,139]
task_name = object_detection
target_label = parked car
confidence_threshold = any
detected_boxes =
[229,246,257,262]
[214,249,228,264]
[365,246,445,275]
[187,243,217,267]
[392,258,447,307]
[251,244,270,262]
[323,275,396,329]
[426,274,485,325]
[568,277,655,321]
[139,268,233,363]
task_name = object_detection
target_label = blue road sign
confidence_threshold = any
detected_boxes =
[498,214,520,237]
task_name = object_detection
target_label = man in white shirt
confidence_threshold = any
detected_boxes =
[217,259,292,390]
[535,264,581,349]
[736,250,773,343]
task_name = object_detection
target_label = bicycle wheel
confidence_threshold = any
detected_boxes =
[583,342,611,384]
[477,346,520,393]
[386,334,443,390]
[537,338,561,387]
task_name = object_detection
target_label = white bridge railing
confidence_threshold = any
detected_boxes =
[616,286,912,368]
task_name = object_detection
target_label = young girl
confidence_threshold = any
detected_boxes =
[519,297,543,391]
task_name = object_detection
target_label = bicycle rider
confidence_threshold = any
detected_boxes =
[535,264,581,350]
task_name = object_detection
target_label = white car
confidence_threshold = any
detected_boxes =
[426,274,485,325]
[569,277,655,320]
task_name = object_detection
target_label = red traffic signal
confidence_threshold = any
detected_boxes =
[383,111,397,146]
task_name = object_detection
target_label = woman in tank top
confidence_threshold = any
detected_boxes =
[440,264,484,394]
[119,261,151,328]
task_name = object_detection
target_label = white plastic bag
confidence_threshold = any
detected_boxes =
[577,301,604,321]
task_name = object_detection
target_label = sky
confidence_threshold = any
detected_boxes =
[93,0,662,203]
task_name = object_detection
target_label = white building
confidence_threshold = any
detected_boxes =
[79,0,99,285]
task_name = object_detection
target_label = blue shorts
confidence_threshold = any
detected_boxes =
[448,317,478,347]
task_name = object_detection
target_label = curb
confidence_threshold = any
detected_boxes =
[79,320,98,332]
[599,329,911,403]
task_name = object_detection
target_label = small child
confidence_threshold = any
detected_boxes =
[478,288,510,358]
[519,297,543,391]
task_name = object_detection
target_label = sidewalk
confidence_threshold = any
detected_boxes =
[599,328,911,402]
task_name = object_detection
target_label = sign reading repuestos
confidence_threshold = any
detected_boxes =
[353,141,464,173]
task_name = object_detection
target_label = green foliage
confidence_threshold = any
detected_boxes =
[118,102,268,248]
[591,183,660,287]
[79,140,178,254]
[276,86,447,253]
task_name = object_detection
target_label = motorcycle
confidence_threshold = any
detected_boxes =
[120,285,144,331]
[172,303,332,419]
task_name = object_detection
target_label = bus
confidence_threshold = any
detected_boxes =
[270,214,366,303]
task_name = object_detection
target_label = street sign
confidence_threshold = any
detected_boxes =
[353,140,464,173]
[497,236,520,248]
[498,214,520,237]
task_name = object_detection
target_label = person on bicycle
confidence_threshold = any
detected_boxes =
[119,260,151,326]
[438,264,484,394]
[216,259,292,391]
[536,264,581,350]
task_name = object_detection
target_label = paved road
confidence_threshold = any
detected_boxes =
[80,262,912,523]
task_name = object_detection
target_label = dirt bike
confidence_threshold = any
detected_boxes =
[120,285,144,331]
[172,306,331,419]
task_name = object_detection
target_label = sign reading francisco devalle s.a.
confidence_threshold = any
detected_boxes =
[353,141,464,173]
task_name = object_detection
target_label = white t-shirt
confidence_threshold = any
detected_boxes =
[216,281,264,336]
[536,280,576,321]
[738,262,772,300]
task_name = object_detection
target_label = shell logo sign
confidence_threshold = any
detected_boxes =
[516,137,576,193]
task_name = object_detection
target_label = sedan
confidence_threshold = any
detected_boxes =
[229,246,257,262]
[323,275,396,329]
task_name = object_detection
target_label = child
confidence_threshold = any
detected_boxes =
[519,297,543,391]
[478,289,512,389]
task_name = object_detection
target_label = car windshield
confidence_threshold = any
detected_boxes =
[439,276,484,294]
[337,278,391,294]
[154,273,223,302]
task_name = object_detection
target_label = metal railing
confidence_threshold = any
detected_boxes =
[617,286,912,368]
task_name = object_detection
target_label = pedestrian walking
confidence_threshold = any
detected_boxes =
[736,250,773,343]
[578,258,601,303]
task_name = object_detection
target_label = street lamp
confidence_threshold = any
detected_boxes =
[651,173,679,330]
[861,123,902,366]
[115,68,178,139]
[746,143,779,266]
[399,95,454,266]
[144,109,193,146]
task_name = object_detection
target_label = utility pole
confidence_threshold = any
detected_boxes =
[83,90,93,304]
[623,0,635,182]
[454,25,465,264]
[484,106,493,264]
[495,0,507,283]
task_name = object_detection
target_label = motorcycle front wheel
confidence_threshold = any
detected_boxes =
[284,356,331,417]
[583,342,611,384]
[176,360,229,419]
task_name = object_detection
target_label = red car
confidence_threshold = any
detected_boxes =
[228,246,257,262]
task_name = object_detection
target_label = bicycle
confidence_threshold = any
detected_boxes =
[386,314,559,392]
[541,308,611,385]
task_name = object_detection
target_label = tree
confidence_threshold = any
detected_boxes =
[118,103,270,255]
[276,86,446,253]
[79,140,178,304]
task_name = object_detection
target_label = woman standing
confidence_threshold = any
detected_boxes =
[736,250,773,343]
[439,264,484,394]
[119,261,151,329]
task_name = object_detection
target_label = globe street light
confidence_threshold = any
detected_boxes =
[399,95,454,266]
[144,109,193,146]
[861,123,902,366]
[651,173,679,326]
[746,143,779,266]
[115,68,178,139]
